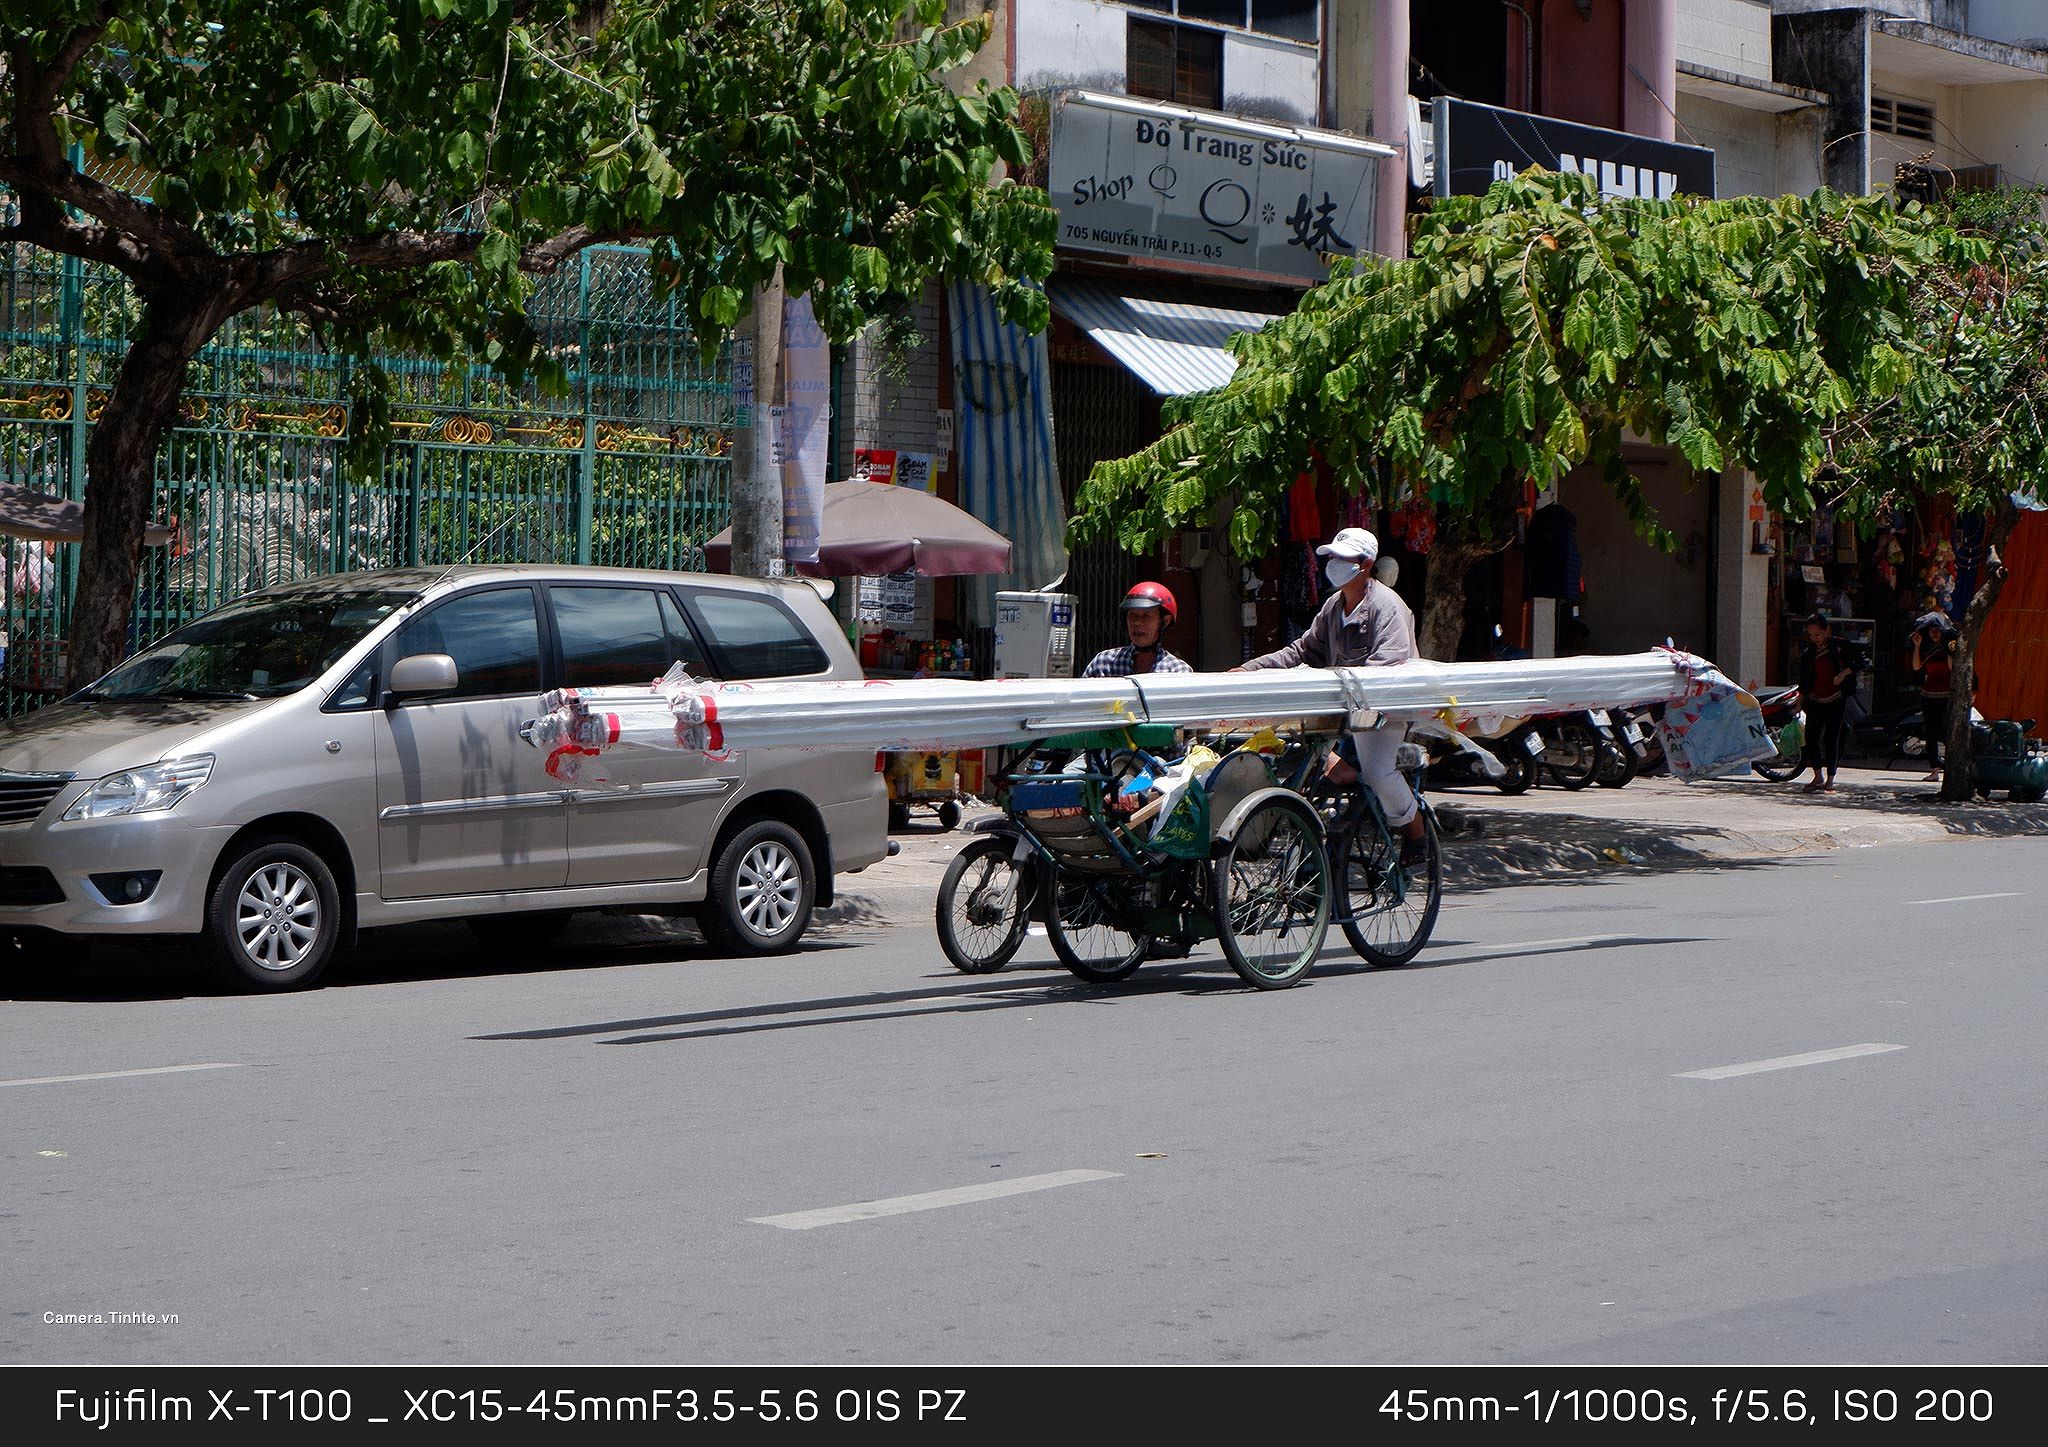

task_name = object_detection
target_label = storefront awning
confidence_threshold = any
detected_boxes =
[1046,279,1288,397]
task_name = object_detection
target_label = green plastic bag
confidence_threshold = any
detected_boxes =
[1143,778,1212,860]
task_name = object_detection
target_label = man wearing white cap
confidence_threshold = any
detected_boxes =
[1233,526,1426,864]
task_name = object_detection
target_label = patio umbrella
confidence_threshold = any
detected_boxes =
[702,479,1011,577]
[0,481,176,545]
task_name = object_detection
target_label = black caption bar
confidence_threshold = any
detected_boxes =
[2,1367,2040,1435]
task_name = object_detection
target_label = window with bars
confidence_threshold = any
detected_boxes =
[1871,96,1936,143]
[1127,19,1226,110]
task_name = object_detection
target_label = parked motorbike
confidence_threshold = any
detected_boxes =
[1533,711,1604,791]
[1421,713,1548,794]
[1588,706,1649,788]
[1749,685,1808,782]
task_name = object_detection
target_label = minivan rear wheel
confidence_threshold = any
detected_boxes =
[204,837,340,992]
[699,819,814,955]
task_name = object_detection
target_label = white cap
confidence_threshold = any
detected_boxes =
[1315,527,1379,561]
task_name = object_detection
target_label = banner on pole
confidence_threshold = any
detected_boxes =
[780,294,829,564]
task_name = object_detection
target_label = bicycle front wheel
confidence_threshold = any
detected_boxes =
[936,836,1034,974]
[1043,875,1150,983]
[1212,797,1330,989]
[1338,807,1442,967]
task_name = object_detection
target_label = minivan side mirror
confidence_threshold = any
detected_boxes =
[385,653,459,704]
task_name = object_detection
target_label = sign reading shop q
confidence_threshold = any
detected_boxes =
[1049,91,1389,283]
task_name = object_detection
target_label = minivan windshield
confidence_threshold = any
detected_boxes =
[77,588,417,701]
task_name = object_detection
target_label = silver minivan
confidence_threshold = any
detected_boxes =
[0,565,888,990]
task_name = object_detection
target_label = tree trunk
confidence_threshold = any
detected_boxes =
[1196,492,1242,669]
[1938,495,2021,803]
[66,298,224,688]
[1418,509,1484,661]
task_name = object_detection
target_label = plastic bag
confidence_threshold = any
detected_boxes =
[1655,661,1775,781]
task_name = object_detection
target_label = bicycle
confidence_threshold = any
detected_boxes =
[1283,731,1445,968]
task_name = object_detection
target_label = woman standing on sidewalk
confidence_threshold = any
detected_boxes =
[1798,613,1857,793]
[1909,614,1958,782]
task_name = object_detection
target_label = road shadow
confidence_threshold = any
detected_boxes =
[0,913,862,1003]
[470,932,1708,1048]
[1434,809,1796,887]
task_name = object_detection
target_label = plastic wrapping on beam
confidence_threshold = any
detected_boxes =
[523,652,1701,761]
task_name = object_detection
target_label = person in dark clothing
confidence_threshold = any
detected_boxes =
[1798,613,1857,792]
[1909,615,1958,780]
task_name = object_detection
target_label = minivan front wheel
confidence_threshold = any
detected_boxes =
[699,819,814,955]
[205,838,340,992]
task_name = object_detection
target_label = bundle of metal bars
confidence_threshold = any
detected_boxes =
[522,651,1707,770]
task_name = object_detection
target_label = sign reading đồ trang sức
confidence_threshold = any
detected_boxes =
[1048,90,1390,283]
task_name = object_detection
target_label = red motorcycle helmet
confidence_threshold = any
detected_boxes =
[1121,581,1177,626]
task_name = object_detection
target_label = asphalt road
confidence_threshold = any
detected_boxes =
[4,834,2044,1367]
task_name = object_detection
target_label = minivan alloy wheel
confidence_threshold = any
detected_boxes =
[736,838,803,936]
[235,861,321,971]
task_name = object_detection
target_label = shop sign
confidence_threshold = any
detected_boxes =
[1049,90,1390,282]
[895,452,933,493]
[1433,98,1716,201]
[854,448,896,485]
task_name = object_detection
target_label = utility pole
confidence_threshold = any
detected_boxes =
[727,266,787,577]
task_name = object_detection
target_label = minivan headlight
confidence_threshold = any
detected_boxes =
[62,755,215,821]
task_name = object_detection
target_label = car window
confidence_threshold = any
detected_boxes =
[393,588,541,700]
[688,591,829,680]
[552,586,707,687]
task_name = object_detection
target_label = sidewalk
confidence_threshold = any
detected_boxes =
[831,762,2048,920]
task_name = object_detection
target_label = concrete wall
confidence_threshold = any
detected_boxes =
[835,287,944,479]
[945,2,1012,93]
[1677,92,1825,195]
[1678,0,1774,82]
[1563,456,1714,659]
[1945,78,2048,188]
[1014,0,1128,91]
[1972,0,2048,48]
[1774,7,1872,193]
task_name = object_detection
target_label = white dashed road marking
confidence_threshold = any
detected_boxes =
[750,1168,1122,1230]
[0,1062,244,1089]
[1908,892,2023,905]
[1677,1044,1905,1081]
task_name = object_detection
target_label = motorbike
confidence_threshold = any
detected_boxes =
[1420,713,1543,794]
[1588,704,1651,787]
[1748,685,1808,782]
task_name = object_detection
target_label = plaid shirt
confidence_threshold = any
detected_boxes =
[1083,644,1194,677]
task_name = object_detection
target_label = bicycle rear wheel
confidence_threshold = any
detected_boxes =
[1338,807,1442,967]
[1212,797,1329,990]
[936,836,1034,973]
[1043,875,1150,983]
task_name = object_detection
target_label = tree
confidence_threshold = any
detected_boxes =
[1069,173,1955,660]
[1,0,1054,685]
[1817,185,2048,803]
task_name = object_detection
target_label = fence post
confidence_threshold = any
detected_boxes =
[575,250,596,565]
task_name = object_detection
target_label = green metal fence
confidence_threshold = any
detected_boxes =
[1,235,733,713]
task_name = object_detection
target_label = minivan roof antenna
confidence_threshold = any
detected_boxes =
[418,509,532,598]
